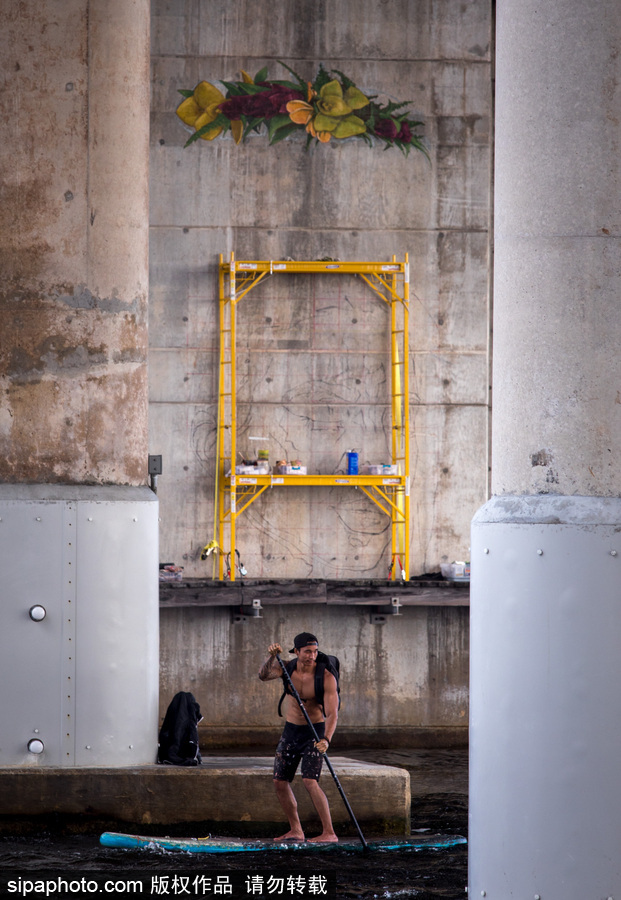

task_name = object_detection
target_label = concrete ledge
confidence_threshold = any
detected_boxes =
[0,757,410,835]
[159,578,469,607]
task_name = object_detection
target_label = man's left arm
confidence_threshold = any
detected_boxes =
[316,671,338,753]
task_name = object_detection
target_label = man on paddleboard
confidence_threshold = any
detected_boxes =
[259,633,339,843]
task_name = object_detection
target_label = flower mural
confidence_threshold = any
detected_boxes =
[176,62,427,158]
[290,79,369,142]
[176,81,227,141]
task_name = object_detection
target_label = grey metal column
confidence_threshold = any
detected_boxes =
[0,486,159,767]
[469,1,621,897]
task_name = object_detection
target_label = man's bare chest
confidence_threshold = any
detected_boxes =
[291,668,316,702]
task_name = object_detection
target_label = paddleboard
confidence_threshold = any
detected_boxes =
[100,832,466,854]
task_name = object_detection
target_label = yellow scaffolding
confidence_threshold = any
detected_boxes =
[216,253,411,581]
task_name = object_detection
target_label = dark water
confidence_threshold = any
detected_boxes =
[0,750,468,899]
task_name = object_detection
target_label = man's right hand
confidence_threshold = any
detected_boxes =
[259,644,284,681]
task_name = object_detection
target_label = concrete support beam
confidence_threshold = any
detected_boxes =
[0,758,411,834]
[490,1,620,498]
[0,0,150,484]
[159,578,470,607]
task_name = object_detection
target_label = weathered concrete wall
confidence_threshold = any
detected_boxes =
[149,0,492,577]
[159,604,469,748]
[0,0,150,484]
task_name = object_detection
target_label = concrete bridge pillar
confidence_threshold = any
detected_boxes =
[0,0,158,766]
[1,0,149,479]
[469,1,621,897]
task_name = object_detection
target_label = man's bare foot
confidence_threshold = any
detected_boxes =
[274,830,305,842]
[307,833,338,843]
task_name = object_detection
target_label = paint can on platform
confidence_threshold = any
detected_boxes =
[347,451,359,475]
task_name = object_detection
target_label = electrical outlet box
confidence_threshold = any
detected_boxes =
[148,455,163,476]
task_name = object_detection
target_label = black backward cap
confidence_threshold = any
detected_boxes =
[290,632,318,653]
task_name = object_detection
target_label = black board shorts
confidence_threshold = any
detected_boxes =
[273,721,326,782]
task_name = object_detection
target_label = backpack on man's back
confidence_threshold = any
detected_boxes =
[278,651,341,717]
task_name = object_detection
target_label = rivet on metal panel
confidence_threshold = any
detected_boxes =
[88,517,93,521]
[537,549,544,555]
[611,550,618,557]
[133,517,138,522]
[483,548,489,554]
[86,745,91,750]
[36,517,41,522]
[29,605,46,621]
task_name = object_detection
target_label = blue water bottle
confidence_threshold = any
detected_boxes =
[347,451,359,475]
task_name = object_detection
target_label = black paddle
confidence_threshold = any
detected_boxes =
[275,653,369,852]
